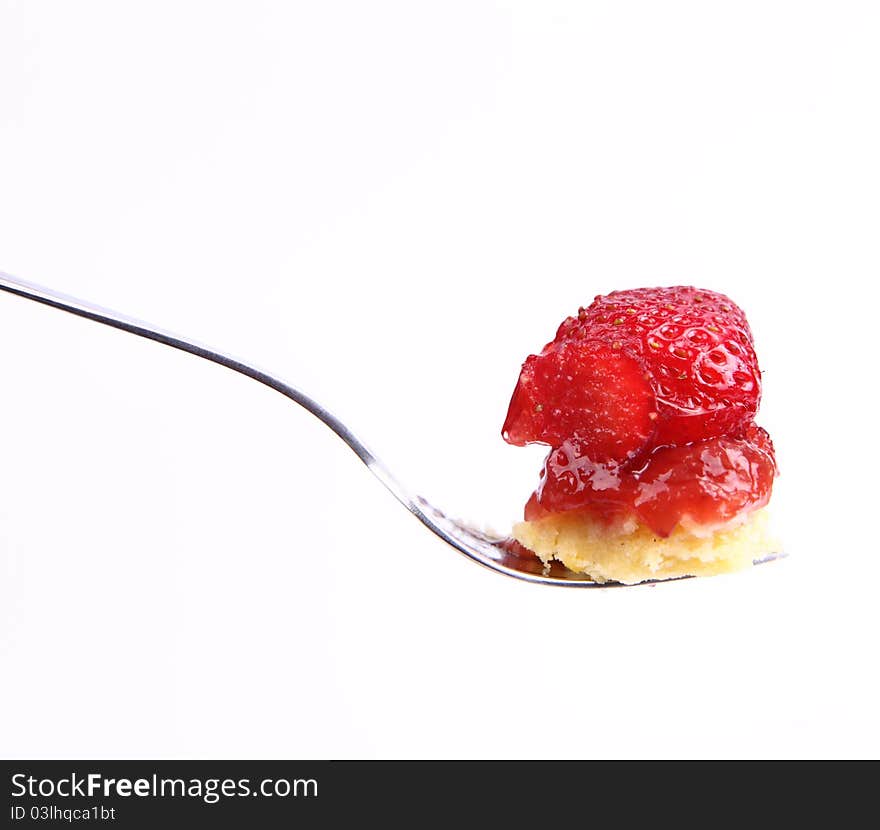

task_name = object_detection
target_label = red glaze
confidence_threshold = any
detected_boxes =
[505,287,776,537]
[524,423,776,537]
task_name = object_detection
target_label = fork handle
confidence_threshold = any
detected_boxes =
[0,270,405,498]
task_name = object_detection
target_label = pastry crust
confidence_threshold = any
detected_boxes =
[513,508,777,584]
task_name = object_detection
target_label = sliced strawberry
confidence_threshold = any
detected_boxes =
[631,425,776,536]
[503,286,762,457]
[525,424,777,537]
[523,438,631,523]
[502,342,656,462]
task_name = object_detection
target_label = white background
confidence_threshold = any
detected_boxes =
[1,1,878,759]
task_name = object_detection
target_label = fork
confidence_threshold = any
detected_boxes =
[0,271,780,587]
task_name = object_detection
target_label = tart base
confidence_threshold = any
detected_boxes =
[513,508,777,585]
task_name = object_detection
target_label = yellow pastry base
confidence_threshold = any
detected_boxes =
[513,508,777,585]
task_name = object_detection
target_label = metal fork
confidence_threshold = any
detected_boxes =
[0,271,780,587]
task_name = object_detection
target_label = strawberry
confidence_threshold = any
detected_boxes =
[630,423,776,535]
[524,423,777,537]
[502,342,656,462]
[503,286,761,462]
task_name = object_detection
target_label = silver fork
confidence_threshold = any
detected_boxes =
[0,271,781,587]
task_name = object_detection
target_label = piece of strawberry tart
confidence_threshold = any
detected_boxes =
[503,286,779,584]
